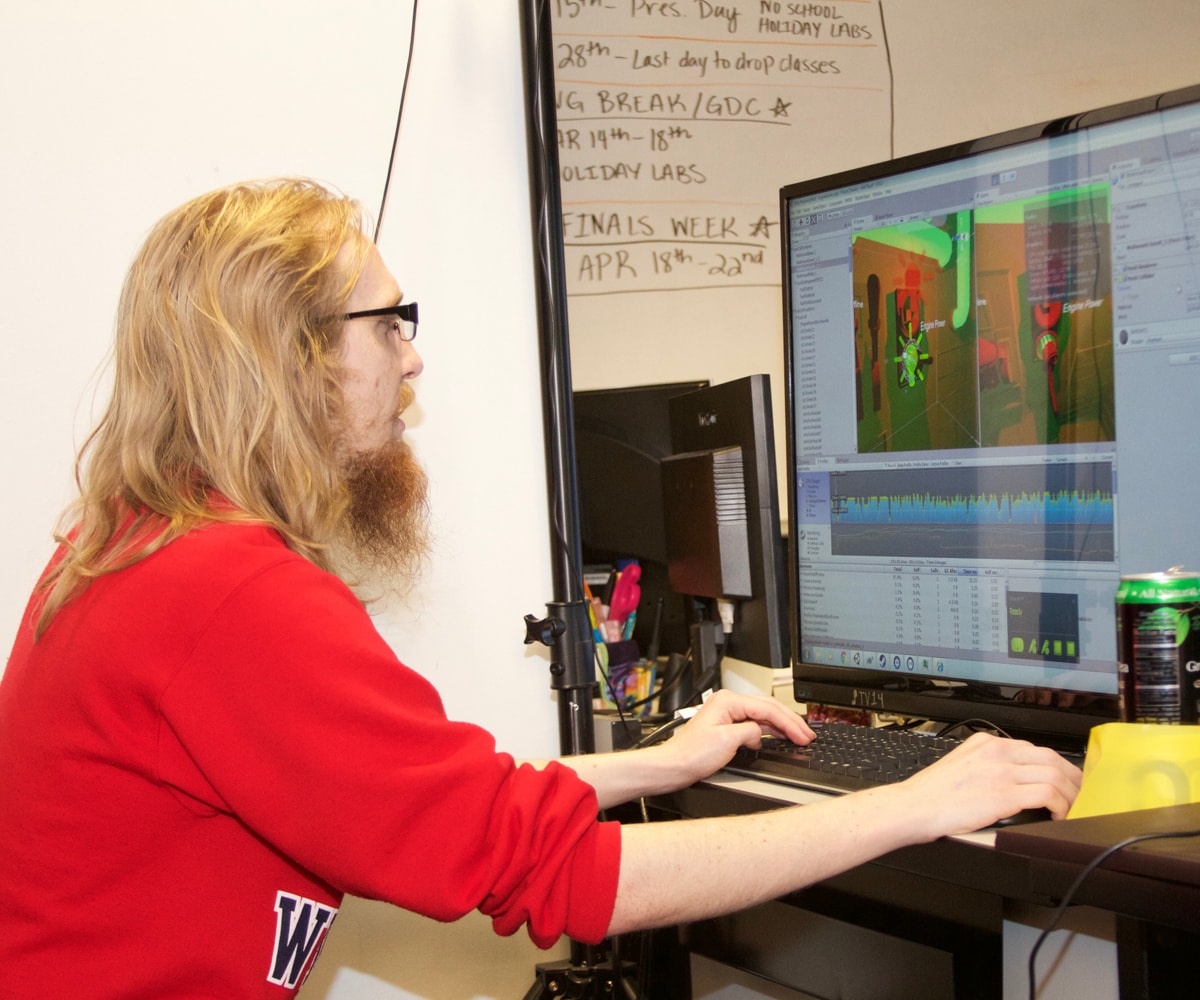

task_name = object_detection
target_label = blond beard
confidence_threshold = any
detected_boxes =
[335,437,431,597]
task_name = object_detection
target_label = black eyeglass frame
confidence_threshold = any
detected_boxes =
[341,301,419,341]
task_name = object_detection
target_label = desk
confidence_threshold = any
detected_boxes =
[643,775,1200,1000]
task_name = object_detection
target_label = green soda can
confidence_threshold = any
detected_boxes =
[1116,569,1200,724]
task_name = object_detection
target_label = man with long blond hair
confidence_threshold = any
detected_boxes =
[0,178,1081,997]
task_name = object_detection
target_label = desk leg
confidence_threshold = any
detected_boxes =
[635,926,692,1000]
[1116,917,1200,1000]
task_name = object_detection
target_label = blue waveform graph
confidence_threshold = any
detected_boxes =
[828,462,1116,563]
[833,489,1114,527]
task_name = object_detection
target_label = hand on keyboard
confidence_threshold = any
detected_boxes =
[884,731,1080,835]
[729,722,1083,831]
[653,689,817,789]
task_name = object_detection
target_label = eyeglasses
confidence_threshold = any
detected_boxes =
[341,301,419,342]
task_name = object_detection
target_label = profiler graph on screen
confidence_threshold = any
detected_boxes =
[826,462,1115,562]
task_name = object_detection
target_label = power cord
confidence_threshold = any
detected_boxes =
[1026,827,1200,1000]
[372,0,420,242]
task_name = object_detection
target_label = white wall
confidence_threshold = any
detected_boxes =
[1,1,568,996]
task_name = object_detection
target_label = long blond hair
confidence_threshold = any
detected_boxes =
[35,178,370,635]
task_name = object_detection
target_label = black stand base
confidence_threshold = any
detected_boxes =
[522,955,642,1000]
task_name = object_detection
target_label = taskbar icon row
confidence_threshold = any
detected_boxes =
[802,646,948,674]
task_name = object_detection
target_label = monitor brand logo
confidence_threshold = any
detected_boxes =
[851,688,885,709]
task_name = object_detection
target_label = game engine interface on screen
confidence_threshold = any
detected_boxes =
[782,87,1200,736]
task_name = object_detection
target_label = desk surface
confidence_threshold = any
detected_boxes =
[652,773,1200,934]
[996,801,1200,886]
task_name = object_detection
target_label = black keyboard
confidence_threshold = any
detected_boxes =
[727,721,964,794]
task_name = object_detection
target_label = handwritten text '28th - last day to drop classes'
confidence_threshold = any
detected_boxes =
[551,1,888,293]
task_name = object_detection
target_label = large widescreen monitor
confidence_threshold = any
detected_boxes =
[781,85,1200,748]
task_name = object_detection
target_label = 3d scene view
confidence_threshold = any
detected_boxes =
[851,186,1115,455]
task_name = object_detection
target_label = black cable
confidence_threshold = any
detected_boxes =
[618,648,693,715]
[372,0,421,244]
[1026,827,1200,1000]
[633,715,688,750]
[598,664,625,720]
[610,637,726,719]
[877,0,895,159]
[937,717,1014,740]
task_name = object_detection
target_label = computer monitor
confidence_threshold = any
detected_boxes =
[573,380,708,658]
[573,376,788,672]
[781,84,1200,749]
[665,375,789,670]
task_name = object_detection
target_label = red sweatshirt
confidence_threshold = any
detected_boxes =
[0,521,620,998]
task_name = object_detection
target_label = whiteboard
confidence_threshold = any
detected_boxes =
[551,0,1200,526]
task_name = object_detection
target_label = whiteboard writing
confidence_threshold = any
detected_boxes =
[552,0,893,297]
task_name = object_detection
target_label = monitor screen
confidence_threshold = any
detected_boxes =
[781,85,1200,747]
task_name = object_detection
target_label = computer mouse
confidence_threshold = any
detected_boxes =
[992,807,1053,828]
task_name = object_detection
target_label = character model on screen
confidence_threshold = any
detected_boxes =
[892,263,933,390]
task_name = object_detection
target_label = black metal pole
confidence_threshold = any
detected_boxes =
[519,0,598,761]
[517,9,652,995]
